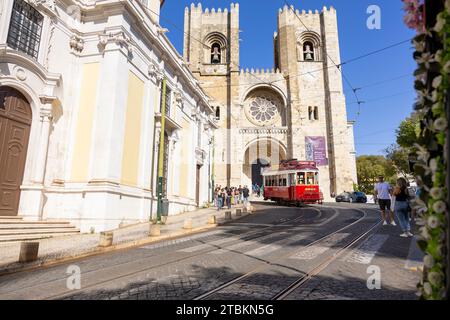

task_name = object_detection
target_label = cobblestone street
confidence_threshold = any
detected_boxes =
[0,203,422,300]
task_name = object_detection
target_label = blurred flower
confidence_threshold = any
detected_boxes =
[423,282,433,295]
[434,117,448,132]
[428,272,443,286]
[420,225,430,239]
[433,201,447,214]
[403,0,425,31]
[427,215,440,228]
[430,187,444,199]
[434,14,445,32]
[423,254,435,268]
[429,158,438,173]
[432,75,442,88]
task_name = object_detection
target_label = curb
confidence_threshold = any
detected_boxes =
[0,206,259,277]
[0,224,217,277]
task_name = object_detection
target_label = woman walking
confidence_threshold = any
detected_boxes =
[393,178,413,237]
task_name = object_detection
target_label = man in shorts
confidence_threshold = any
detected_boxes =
[374,176,396,226]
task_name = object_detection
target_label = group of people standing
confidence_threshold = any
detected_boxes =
[252,183,264,198]
[214,185,250,211]
[374,176,414,238]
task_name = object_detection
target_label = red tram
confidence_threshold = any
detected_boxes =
[262,160,323,205]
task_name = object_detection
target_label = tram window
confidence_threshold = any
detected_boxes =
[307,172,315,185]
[298,172,305,185]
[283,178,287,186]
[315,172,319,184]
[289,174,296,186]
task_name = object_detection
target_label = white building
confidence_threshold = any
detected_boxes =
[0,0,217,232]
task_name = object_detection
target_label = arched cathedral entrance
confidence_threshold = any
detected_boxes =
[242,139,286,189]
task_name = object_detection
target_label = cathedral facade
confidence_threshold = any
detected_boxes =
[184,3,357,200]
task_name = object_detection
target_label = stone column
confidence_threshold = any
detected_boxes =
[33,99,53,184]
[19,97,54,221]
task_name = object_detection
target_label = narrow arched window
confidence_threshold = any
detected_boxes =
[303,41,314,61]
[215,106,220,120]
[314,107,319,120]
[308,106,313,120]
[211,43,221,64]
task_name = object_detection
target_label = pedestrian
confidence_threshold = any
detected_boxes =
[243,185,250,207]
[217,188,224,211]
[374,176,396,226]
[393,178,413,237]
[214,185,220,207]
[238,185,243,204]
[227,187,232,209]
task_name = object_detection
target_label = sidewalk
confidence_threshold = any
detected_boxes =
[0,203,251,275]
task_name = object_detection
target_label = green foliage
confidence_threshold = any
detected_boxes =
[408,2,449,300]
[396,116,421,148]
[385,144,413,177]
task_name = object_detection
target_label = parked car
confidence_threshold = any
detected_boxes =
[335,192,367,203]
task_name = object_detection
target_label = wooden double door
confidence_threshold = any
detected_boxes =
[0,86,32,216]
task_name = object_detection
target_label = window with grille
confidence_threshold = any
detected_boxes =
[7,0,44,60]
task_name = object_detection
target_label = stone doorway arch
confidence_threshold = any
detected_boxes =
[0,86,32,216]
[242,138,287,189]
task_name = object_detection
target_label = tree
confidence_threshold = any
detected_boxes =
[356,155,397,194]
[396,115,420,148]
[385,144,412,178]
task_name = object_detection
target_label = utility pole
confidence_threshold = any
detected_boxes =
[156,77,167,223]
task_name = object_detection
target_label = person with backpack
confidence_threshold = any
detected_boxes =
[393,177,413,237]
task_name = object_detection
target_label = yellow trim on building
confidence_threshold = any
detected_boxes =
[121,71,145,186]
[179,118,191,198]
[71,63,100,181]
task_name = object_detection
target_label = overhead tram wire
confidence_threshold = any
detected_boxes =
[282,0,364,120]
[140,0,412,95]
[199,40,413,90]
[141,1,412,124]
[346,90,415,105]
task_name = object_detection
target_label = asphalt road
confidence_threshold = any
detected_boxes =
[0,202,421,300]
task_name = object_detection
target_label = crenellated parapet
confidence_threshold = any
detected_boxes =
[239,68,284,82]
[187,2,239,14]
[277,4,336,29]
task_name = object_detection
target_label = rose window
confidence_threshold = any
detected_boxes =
[246,96,279,126]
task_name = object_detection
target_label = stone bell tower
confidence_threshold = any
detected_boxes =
[183,3,241,187]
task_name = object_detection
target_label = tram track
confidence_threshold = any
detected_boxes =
[194,208,380,300]
[0,205,372,300]
[39,206,329,300]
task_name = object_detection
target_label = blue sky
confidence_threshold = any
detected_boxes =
[161,0,416,156]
